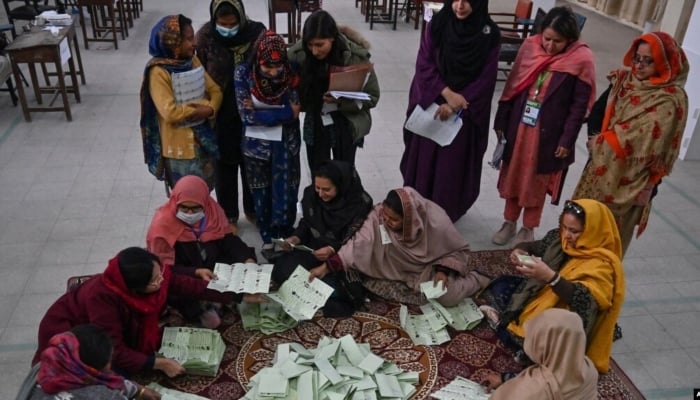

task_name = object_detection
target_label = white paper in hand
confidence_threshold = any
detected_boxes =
[404,103,462,146]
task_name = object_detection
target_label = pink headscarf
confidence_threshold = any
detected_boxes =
[146,175,230,265]
[38,331,126,394]
[500,34,597,112]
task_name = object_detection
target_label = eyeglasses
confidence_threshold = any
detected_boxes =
[177,204,204,213]
[148,264,165,287]
[564,200,585,218]
[631,55,654,68]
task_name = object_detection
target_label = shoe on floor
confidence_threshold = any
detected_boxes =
[492,221,516,245]
[200,309,221,329]
[511,227,534,247]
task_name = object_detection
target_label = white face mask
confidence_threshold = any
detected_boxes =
[176,210,205,225]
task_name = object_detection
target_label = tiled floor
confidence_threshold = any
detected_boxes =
[1,1,699,399]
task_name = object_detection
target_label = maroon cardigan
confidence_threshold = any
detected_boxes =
[33,272,236,374]
[494,71,592,174]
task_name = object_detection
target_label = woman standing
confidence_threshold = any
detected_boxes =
[400,0,500,222]
[288,10,380,171]
[140,15,223,189]
[195,0,265,228]
[234,31,302,260]
[491,6,596,247]
[573,32,689,256]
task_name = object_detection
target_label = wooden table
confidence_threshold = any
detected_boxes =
[5,22,85,122]
[76,0,129,50]
[268,0,298,44]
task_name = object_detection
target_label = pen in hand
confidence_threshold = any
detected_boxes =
[453,108,463,122]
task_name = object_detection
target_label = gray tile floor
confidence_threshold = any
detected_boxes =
[1,0,699,398]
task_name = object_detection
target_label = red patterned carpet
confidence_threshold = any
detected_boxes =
[134,250,645,400]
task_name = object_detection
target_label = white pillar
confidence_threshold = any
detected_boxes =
[678,0,700,160]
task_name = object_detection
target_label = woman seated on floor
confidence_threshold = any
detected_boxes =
[32,247,263,378]
[482,309,598,399]
[272,160,373,316]
[146,175,258,328]
[27,324,161,400]
[480,198,624,373]
[309,187,490,307]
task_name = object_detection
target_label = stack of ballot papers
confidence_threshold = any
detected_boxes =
[243,335,419,400]
[207,262,273,293]
[146,383,210,400]
[238,301,298,334]
[158,327,226,377]
[400,296,484,346]
[430,376,490,400]
[265,266,334,321]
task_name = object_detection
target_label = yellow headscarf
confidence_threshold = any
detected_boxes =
[507,199,625,372]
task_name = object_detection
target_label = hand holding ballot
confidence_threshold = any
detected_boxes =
[207,263,273,294]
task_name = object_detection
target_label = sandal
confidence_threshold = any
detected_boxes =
[479,305,501,330]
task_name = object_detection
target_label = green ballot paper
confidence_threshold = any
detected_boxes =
[157,327,225,377]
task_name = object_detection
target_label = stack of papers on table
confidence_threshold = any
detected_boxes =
[238,301,298,334]
[207,262,272,293]
[243,335,419,400]
[146,383,210,400]
[157,327,225,377]
[265,265,334,321]
[39,11,73,26]
[430,376,489,400]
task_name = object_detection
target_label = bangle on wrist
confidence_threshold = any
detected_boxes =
[548,272,561,287]
[328,246,336,254]
[135,386,146,400]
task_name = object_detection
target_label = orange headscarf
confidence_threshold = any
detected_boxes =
[499,34,597,112]
[623,31,688,86]
[574,32,688,236]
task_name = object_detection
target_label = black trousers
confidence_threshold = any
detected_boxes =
[306,115,358,173]
[214,159,255,222]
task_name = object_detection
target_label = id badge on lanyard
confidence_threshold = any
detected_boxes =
[521,71,549,127]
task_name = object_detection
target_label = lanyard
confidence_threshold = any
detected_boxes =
[533,71,550,99]
[189,216,207,242]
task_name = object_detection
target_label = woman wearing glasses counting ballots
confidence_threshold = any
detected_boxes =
[479,199,625,373]
[33,247,251,379]
[572,31,689,258]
